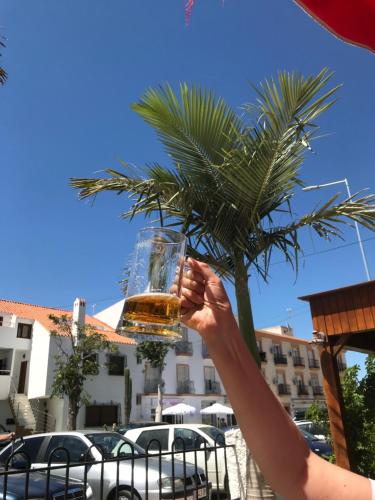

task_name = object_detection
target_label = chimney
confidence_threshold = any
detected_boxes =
[72,298,86,345]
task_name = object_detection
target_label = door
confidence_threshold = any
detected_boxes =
[18,361,27,393]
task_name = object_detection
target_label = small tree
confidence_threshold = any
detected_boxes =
[306,355,375,477]
[49,314,118,431]
[136,340,172,421]
[124,367,132,426]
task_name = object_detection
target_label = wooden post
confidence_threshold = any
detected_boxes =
[319,344,351,469]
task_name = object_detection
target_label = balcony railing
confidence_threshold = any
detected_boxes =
[177,380,195,394]
[144,379,164,394]
[202,343,210,358]
[337,360,347,371]
[293,355,305,367]
[175,341,193,356]
[312,385,324,396]
[259,351,267,363]
[204,380,221,394]
[308,358,320,369]
[277,383,291,395]
[274,353,287,365]
[297,383,309,396]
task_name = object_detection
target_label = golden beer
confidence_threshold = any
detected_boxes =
[123,293,181,338]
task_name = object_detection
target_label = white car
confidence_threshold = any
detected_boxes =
[124,424,228,494]
[0,431,210,500]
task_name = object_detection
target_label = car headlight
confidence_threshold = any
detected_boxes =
[86,484,94,498]
[159,477,185,489]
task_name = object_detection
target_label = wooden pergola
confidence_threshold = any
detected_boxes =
[300,280,375,469]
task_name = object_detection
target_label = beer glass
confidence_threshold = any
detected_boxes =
[123,228,187,341]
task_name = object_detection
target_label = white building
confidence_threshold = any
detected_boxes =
[0,297,346,432]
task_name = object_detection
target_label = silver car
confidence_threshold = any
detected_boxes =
[0,431,210,500]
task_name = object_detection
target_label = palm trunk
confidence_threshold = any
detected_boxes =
[68,400,78,431]
[234,253,260,366]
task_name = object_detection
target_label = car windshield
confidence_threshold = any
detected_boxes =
[300,429,320,442]
[85,433,143,458]
[198,426,225,444]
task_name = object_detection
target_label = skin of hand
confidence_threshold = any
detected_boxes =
[178,258,372,500]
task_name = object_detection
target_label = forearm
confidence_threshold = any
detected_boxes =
[203,321,371,500]
[203,320,310,497]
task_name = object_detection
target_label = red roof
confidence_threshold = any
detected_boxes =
[0,299,135,345]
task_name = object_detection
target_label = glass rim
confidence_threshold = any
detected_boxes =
[137,226,187,245]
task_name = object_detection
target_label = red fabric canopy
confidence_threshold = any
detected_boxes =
[295,0,375,53]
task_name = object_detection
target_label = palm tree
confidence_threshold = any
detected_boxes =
[71,69,375,363]
[0,38,7,85]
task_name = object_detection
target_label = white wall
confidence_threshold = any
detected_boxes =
[94,299,124,330]
[0,324,32,350]
[27,323,52,398]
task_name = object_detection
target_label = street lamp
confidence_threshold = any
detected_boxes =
[302,178,371,281]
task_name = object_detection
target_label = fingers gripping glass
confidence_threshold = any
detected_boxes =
[123,228,187,341]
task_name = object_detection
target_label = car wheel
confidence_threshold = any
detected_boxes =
[109,487,140,500]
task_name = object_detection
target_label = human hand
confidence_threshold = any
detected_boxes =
[177,258,236,338]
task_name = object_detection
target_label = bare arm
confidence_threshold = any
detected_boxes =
[179,258,371,500]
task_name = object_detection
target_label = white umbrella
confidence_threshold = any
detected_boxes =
[200,402,234,415]
[162,402,196,416]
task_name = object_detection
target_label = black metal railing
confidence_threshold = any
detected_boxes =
[205,380,221,394]
[297,383,309,395]
[259,351,267,362]
[0,434,232,499]
[312,385,324,395]
[202,342,210,358]
[175,341,193,356]
[278,383,291,395]
[292,355,305,367]
[144,379,163,394]
[274,353,288,365]
[177,380,195,394]
[308,358,320,369]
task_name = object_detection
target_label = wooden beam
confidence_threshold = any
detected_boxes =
[319,345,352,470]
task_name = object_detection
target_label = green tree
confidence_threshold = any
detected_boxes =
[71,69,375,362]
[49,314,118,431]
[306,356,375,477]
[136,340,172,421]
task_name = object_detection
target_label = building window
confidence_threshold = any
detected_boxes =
[17,323,32,339]
[0,316,3,326]
[136,393,142,405]
[83,353,99,375]
[136,354,142,364]
[108,355,126,375]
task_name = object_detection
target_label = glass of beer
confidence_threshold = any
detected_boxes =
[123,228,187,341]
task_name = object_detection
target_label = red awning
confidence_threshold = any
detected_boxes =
[295,0,375,53]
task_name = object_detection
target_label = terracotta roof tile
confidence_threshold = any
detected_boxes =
[0,299,135,345]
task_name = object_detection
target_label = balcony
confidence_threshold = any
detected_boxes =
[175,341,193,356]
[202,342,210,358]
[293,355,305,367]
[177,380,195,394]
[297,383,309,396]
[144,379,164,394]
[205,380,221,395]
[312,385,324,396]
[259,351,267,363]
[308,358,320,369]
[337,360,347,371]
[274,353,287,365]
[277,383,291,395]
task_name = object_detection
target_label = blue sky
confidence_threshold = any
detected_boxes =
[1,0,374,373]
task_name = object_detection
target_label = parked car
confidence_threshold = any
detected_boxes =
[299,429,332,459]
[0,468,92,499]
[0,431,210,500]
[116,421,168,434]
[295,420,327,441]
[125,424,227,494]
